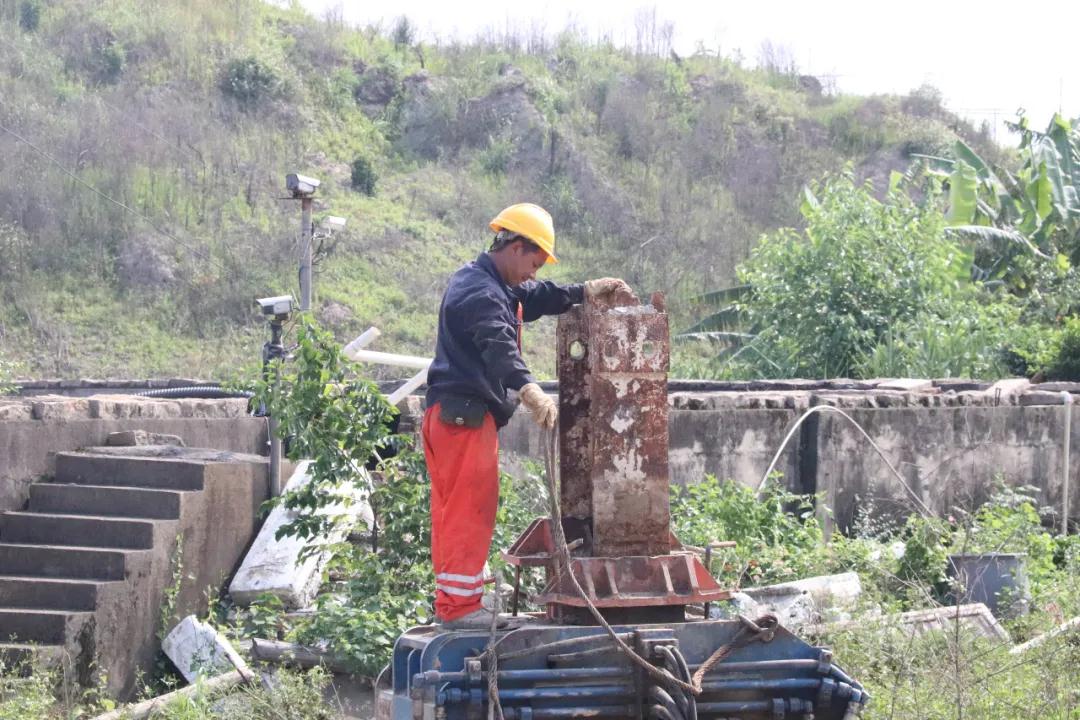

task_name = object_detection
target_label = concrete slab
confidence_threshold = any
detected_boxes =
[229,461,373,608]
[162,615,249,683]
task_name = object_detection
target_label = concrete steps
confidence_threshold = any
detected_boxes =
[54,453,206,490]
[0,576,103,610]
[29,483,184,519]
[0,451,185,675]
[0,642,65,670]
[0,445,269,698]
[1,512,162,549]
[0,609,91,644]
[0,543,145,580]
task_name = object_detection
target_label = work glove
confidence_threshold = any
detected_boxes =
[584,277,633,299]
[519,382,557,429]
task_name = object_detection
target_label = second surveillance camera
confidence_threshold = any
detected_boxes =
[256,295,294,317]
[286,173,321,196]
[321,215,347,231]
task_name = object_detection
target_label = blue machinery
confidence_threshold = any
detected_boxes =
[380,622,867,719]
[379,295,868,719]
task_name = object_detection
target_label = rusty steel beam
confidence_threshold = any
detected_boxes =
[556,305,593,527]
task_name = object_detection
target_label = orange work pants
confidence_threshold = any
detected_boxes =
[421,403,500,621]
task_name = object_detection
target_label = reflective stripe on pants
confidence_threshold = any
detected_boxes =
[422,403,499,622]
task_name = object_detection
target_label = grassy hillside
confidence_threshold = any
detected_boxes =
[0,0,1004,380]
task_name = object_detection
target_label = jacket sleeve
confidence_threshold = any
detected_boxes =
[514,281,585,322]
[466,290,535,392]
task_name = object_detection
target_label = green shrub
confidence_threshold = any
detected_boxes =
[1004,315,1080,380]
[350,156,378,196]
[670,476,826,587]
[18,0,41,32]
[1046,316,1080,381]
[98,40,126,83]
[477,135,513,176]
[736,171,958,378]
[220,56,283,108]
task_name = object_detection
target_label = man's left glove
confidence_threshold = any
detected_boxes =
[519,382,557,429]
[585,277,633,299]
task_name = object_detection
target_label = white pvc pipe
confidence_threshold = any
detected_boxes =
[387,368,428,406]
[347,348,432,370]
[1063,392,1073,535]
[342,327,381,358]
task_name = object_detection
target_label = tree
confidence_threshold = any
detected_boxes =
[391,16,415,51]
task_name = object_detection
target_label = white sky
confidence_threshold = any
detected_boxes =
[299,0,1080,146]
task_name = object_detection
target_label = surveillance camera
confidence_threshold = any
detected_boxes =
[321,215,347,231]
[286,173,321,196]
[256,295,294,317]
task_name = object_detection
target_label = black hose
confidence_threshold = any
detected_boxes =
[136,385,254,400]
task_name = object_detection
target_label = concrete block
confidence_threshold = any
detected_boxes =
[988,378,1031,400]
[88,397,183,420]
[771,572,862,605]
[32,398,91,421]
[877,378,934,392]
[741,584,819,628]
[707,591,759,619]
[0,403,33,422]
[1020,391,1067,406]
[106,430,186,447]
[162,615,249,683]
[1009,616,1080,655]
[1034,382,1080,393]
[229,461,373,608]
[742,572,861,626]
[897,603,1009,641]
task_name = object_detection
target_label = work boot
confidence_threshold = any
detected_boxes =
[438,608,510,630]
[481,582,515,612]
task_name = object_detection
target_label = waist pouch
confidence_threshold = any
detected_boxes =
[438,395,488,428]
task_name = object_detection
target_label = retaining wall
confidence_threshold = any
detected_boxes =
[0,394,267,513]
[6,378,1079,532]
[500,379,1080,532]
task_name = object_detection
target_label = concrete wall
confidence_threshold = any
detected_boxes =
[0,395,267,513]
[811,404,1079,534]
[499,380,1080,531]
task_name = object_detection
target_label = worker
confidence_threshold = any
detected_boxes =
[423,202,631,628]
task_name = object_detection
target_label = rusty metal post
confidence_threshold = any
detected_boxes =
[587,294,671,557]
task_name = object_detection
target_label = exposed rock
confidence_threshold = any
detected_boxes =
[317,300,354,329]
[797,75,823,97]
[117,234,177,288]
[354,64,400,106]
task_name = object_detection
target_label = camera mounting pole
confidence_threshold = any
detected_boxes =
[285,173,321,312]
[257,295,295,497]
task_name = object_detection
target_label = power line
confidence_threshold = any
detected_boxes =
[0,119,234,278]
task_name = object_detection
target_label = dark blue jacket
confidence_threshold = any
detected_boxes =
[426,252,583,427]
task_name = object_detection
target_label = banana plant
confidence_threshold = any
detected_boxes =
[677,284,755,359]
[914,114,1080,284]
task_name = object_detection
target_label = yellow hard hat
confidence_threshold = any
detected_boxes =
[489,203,558,264]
